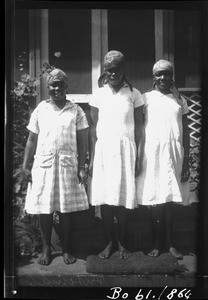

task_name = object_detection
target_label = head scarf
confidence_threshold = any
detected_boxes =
[152,60,183,106]
[47,68,68,87]
[104,50,125,70]
[152,59,173,75]
[98,50,133,91]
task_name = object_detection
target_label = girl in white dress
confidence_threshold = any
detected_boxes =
[89,51,144,259]
[136,59,193,260]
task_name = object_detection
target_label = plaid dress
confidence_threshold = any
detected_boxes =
[24,99,89,214]
[89,84,144,209]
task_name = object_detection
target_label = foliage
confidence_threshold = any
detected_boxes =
[12,52,62,260]
[14,216,42,257]
[11,51,61,103]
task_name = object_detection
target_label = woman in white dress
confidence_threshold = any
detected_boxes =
[89,50,144,259]
[136,59,192,260]
[22,69,89,265]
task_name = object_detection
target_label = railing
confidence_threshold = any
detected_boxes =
[180,89,202,195]
[180,88,202,143]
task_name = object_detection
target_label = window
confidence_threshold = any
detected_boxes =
[108,9,155,93]
[48,9,92,94]
[174,10,202,89]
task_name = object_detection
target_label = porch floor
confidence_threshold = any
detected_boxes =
[16,251,197,287]
[13,204,201,299]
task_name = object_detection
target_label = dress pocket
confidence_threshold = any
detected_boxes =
[34,154,53,168]
[59,154,76,167]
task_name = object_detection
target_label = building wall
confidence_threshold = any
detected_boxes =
[13,9,202,96]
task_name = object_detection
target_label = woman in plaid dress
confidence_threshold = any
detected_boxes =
[22,69,89,265]
[89,51,144,259]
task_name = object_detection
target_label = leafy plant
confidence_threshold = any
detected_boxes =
[189,138,201,195]
[14,217,42,257]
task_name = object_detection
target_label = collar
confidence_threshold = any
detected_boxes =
[46,98,75,110]
[104,82,130,93]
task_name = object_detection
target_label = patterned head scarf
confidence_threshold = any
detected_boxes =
[152,59,173,75]
[47,68,68,87]
[104,50,125,70]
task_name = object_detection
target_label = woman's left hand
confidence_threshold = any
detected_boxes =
[181,158,190,182]
[135,157,143,177]
[78,168,88,184]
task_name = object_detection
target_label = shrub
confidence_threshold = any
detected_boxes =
[189,138,201,195]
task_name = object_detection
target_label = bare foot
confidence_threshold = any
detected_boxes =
[38,248,51,265]
[118,242,131,259]
[99,241,113,259]
[63,252,77,264]
[169,247,183,260]
[148,249,160,258]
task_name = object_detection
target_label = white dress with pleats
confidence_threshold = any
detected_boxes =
[89,84,144,209]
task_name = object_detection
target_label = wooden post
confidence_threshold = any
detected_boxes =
[91,9,108,94]
[154,10,164,61]
[35,10,41,104]
[29,9,49,104]
[101,9,108,72]
[40,9,49,101]
[29,10,36,85]
[154,10,174,75]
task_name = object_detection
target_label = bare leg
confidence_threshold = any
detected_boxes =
[115,206,131,259]
[38,213,53,265]
[99,205,115,259]
[99,241,114,259]
[59,212,76,264]
[164,203,183,260]
[148,204,164,257]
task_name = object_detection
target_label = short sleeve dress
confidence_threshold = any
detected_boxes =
[24,99,89,214]
[89,83,144,209]
[136,90,197,206]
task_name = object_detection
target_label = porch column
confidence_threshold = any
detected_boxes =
[40,9,49,101]
[29,9,49,104]
[154,10,174,71]
[91,9,108,93]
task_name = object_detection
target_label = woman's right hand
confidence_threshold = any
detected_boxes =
[88,159,94,177]
[21,168,32,183]
[135,157,143,177]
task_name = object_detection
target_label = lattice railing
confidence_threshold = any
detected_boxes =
[181,91,202,144]
[180,90,202,195]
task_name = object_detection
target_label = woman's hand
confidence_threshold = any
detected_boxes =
[21,167,32,189]
[88,160,93,177]
[78,168,88,184]
[88,153,95,177]
[21,167,32,182]
[181,157,190,182]
[135,157,143,177]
